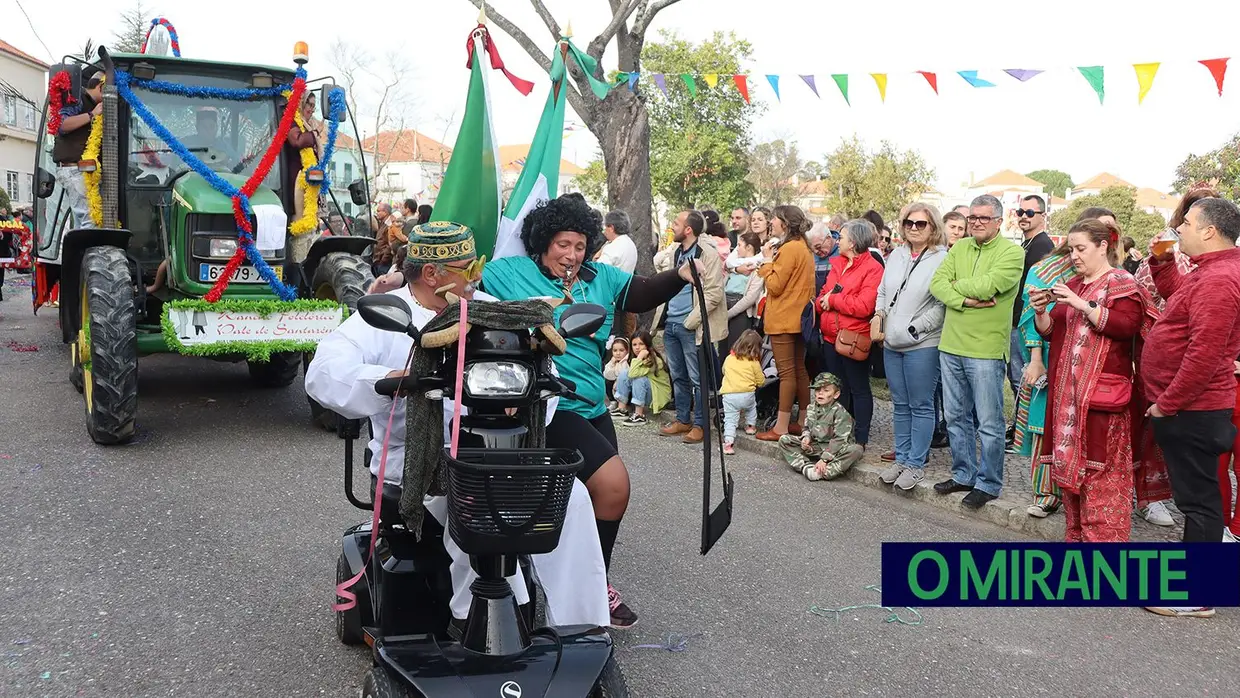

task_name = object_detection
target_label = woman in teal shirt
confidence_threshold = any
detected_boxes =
[482,194,697,629]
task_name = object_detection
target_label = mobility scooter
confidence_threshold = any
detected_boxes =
[333,294,628,697]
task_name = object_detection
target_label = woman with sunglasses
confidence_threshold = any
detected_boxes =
[481,193,704,629]
[873,203,949,490]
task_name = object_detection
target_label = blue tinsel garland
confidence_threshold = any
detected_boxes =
[114,70,300,300]
[125,67,301,101]
[307,86,347,190]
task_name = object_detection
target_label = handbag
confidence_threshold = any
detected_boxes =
[835,327,873,362]
[1090,373,1132,412]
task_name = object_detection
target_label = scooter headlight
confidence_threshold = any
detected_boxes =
[463,361,532,398]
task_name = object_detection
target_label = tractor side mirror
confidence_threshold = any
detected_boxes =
[321,85,333,121]
[35,167,55,199]
[348,179,367,206]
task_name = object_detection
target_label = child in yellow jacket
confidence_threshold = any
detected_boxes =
[721,330,766,454]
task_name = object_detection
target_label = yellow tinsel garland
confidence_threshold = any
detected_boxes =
[83,115,105,227]
[285,90,321,236]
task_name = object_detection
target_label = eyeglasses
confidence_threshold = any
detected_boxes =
[966,215,998,225]
[901,219,930,231]
[1015,209,1044,218]
[444,256,486,282]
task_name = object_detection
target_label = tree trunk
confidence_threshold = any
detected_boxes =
[597,89,654,278]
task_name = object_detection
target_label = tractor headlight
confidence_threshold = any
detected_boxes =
[209,238,238,258]
[463,361,532,399]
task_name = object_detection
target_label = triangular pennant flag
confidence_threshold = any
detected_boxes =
[492,42,571,260]
[1133,62,1160,104]
[562,39,612,100]
[704,73,719,89]
[800,74,819,98]
[1003,69,1043,82]
[435,32,503,256]
[680,73,697,97]
[917,71,938,95]
[652,73,668,96]
[733,74,750,104]
[831,74,849,105]
[628,71,639,90]
[1200,58,1229,96]
[766,75,781,102]
[870,73,887,102]
[958,70,996,88]
[1077,66,1105,104]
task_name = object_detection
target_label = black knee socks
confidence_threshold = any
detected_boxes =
[596,518,621,571]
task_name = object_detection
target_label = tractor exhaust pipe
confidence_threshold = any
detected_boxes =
[98,47,119,228]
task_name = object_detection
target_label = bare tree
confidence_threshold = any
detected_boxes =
[328,40,414,201]
[464,0,686,275]
[112,1,152,53]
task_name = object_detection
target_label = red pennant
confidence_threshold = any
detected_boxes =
[917,71,938,95]
[1200,57,1229,96]
[466,25,535,96]
[733,74,750,104]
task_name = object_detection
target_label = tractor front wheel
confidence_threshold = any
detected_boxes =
[79,246,138,445]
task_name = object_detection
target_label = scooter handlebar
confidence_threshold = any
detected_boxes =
[374,376,413,397]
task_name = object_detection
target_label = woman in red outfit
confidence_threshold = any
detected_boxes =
[1030,219,1158,542]
[818,218,884,447]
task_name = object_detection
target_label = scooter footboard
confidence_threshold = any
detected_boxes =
[379,626,614,697]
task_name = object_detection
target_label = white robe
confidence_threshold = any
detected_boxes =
[305,286,608,626]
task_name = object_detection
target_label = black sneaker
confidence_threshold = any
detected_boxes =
[933,479,972,495]
[622,413,646,427]
[607,584,638,629]
[962,490,998,509]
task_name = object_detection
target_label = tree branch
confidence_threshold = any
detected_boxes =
[465,0,552,74]
[527,0,561,40]
[587,0,645,60]
[632,0,685,37]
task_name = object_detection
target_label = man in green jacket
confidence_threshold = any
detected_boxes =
[929,195,1025,509]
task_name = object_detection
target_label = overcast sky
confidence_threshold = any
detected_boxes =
[5,0,1239,193]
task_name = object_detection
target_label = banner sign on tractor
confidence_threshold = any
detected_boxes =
[161,299,347,361]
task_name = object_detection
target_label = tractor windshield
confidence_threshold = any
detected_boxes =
[127,72,280,191]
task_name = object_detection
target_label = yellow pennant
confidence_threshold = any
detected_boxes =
[704,73,719,89]
[1133,62,1160,104]
[871,73,888,102]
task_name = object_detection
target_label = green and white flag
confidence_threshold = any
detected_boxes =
[433,34,503,257]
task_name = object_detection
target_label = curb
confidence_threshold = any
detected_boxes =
[648,412,1066,541]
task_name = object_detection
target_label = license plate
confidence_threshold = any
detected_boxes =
[199,263,282,283]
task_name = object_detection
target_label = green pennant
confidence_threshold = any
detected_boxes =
[832,74,850,105]
[1078,66,1105,104]
[680,73,697,97]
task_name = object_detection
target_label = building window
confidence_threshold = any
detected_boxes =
[22,103,35,130]
[3,96,16,125]
[344,163,353,183]
[25,173,33,201]
[6,171,19,201]
[385,172,402,190]
[330,161,338,181]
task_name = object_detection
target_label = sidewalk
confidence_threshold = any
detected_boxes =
[650,398,1186,542]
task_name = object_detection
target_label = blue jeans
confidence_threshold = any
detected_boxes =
[1007,328,1026,405]
[722,392,757,443]
[663,321,704,427]
[615,369,651,407]
[885,346,940,470]
[939,352,1007,496]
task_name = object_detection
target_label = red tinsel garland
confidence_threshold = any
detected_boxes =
[203,76,305,301]
[46,72,75,136]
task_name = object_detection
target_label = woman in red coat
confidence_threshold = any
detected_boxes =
[818,218,884,447]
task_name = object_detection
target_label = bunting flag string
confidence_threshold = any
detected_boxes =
[610,56,1231,105]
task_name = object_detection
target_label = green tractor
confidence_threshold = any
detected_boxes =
[32,45,375,444]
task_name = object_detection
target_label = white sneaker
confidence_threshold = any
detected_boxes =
[879,462,904,484]
[1144,606,1215,618]
[1224,529,1239,543]
[894,468,923,491]
[804,466,823,482]
[1141,500,1175,527]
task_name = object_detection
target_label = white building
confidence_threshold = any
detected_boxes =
[497,144,584,200]
[326,133,373,218]
[0,39,48,210]
[1071,172,1181,222]
[360,130,451,208]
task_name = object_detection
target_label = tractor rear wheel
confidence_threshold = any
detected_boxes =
[79,246,138,445]
[247,351,301,388]
[307,253,374,431]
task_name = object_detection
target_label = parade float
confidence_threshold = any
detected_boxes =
[31,18,374,444]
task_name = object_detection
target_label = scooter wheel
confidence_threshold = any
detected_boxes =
[336,554,365,646]
[361,666,415,698]
[589,656,630,698]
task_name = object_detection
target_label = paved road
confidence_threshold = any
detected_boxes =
[1,278,1234,697]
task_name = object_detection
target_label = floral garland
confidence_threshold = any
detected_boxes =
[115,68,308,301]
[141,18,181,57]
[286,86,346,236]
[82,114,105,226]
[160,299,346,361]
[46,71,74,135]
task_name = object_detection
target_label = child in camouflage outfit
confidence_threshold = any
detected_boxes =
[779,373,865,481]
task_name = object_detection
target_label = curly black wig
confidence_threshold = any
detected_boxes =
[520,193,606,260]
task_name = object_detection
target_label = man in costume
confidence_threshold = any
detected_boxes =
[778,372,864,481]
[305,221,609,630]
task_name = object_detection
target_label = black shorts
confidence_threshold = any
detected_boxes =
[545,411,618,483]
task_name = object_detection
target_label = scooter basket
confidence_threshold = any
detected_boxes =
[443,447,583,556]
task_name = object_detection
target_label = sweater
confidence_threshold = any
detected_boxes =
[817,252,883,344]
[756,238,815,335]
[929,233,1025,360]
[875,245,948,352]
[1142,247,1240,415]
[721,354,766,395]
[627,354,672,413]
